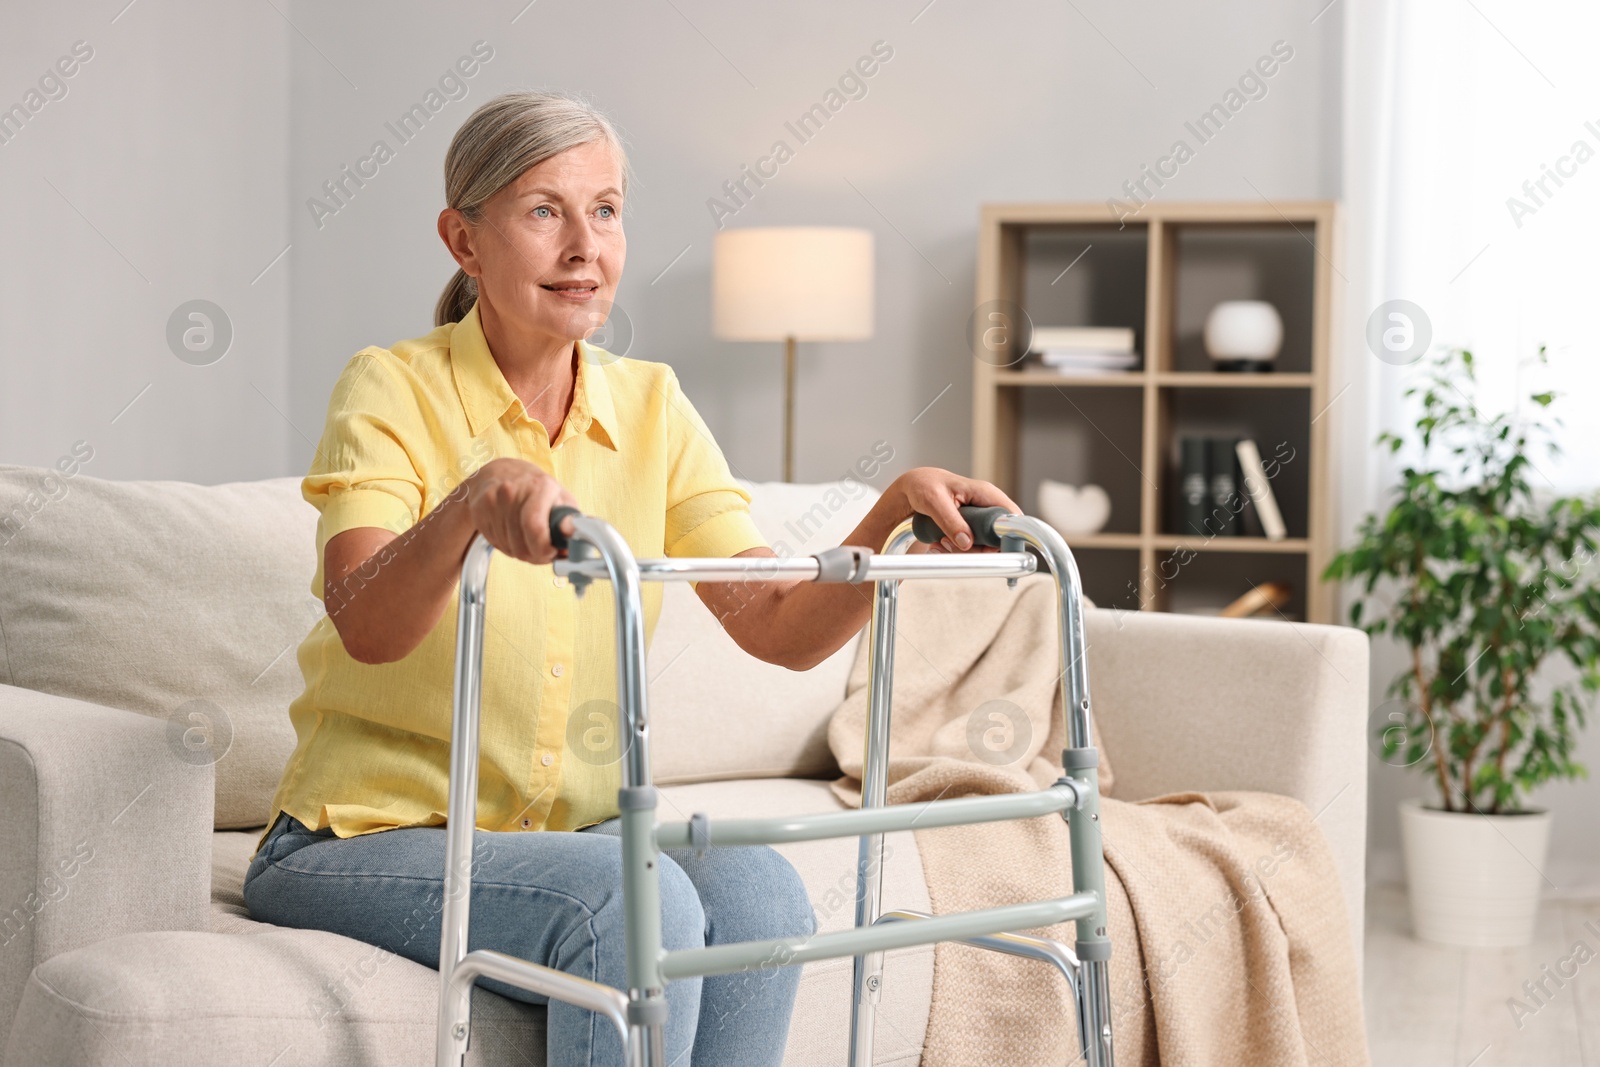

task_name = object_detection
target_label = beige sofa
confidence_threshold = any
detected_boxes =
[0,466,1368,1065]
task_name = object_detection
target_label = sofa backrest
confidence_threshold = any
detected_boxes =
[649,479,879,785]
[0,466,317,830]
[0,465,878,829]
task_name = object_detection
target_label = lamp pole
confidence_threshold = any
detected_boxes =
[783,335,797,483]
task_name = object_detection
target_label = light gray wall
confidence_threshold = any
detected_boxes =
[283,0,1343,488]
[0,2,290,483]
[0,1,1341,500]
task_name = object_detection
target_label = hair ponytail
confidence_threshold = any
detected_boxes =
[435,268,479,327]
[434,90,632,328]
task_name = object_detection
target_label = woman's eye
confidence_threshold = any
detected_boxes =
[596,205,616,219]
[533,206,553,218]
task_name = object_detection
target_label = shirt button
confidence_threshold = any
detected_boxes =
[521,818,532,829]
[541,753,554,766]
[551,663,564,677]
[552,575,566,587]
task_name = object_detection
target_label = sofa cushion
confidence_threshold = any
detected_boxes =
[648,478,882,783]
[7,778,932,1067]
[2,926,545,1067]
[0,467,318,829]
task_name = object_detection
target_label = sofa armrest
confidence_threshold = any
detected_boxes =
[1083,608,1369,962]
[0,684,212,1044]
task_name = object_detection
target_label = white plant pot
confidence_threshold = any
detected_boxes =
[1398,796,1552,948]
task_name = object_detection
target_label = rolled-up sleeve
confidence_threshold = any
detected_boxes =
[303,354,425,567]
[661,369,769,573]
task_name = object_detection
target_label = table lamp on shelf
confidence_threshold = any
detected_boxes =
[712,226,874,482]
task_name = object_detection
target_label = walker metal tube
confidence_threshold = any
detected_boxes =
[447,948,630,1040]
[567,515,670,1067]
[655,782,1082,849]
[436,535,495,1067]
[874,910,1088,1053]
[554,552,1037,584]
[849,519,916,1067]
[874,909,1079,994]
[992,513,1115,1067]
[660,893,1101,981]
[992,515,1093,752]
[1079,956,1115,1066]
[436,527,669,1067]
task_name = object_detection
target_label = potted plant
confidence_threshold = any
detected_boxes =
[1325,345,1600,948]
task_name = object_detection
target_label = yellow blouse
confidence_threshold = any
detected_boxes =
[255,302,768,857]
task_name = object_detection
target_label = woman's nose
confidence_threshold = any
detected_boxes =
[560,216,600,262]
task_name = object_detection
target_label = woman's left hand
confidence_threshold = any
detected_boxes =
[891,467,1022,553]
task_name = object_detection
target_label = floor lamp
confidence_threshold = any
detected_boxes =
[712,227,875,482]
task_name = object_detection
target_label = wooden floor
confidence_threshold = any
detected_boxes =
[1365,883,1600,1065]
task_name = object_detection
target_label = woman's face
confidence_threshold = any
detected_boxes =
[450,139,626,346]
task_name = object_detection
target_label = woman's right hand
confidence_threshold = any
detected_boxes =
[462,457,579,564]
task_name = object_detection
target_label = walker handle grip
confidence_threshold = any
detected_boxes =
[548,505,582,552]
[911,505,1011,549]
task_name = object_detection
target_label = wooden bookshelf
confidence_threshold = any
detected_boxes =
[972,200,1340,623]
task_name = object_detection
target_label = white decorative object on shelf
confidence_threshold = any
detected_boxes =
[1202,300,1283,372]
[1038,480,1111,536]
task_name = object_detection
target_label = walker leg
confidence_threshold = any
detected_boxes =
[849,574,901,1067]
[1078,956,1114,1066]
[626,1019,666,1067]
[601,513,671,1067]
[436,538,493,1067]
[994,514,1116,1066]
[1066,763,1115,1067]
[619,749,668,1067]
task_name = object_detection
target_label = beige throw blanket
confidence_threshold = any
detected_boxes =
[826,572,1368,1066]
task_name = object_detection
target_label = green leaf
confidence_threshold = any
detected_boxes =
[1345,341,1600,808]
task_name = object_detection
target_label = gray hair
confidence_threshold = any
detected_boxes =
[435,90,632,327]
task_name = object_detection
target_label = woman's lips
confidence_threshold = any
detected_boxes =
[541,284,600,302]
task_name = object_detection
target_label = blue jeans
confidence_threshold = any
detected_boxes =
[242,812,815,1066]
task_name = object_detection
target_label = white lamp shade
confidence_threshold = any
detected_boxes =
[712,227,874,342]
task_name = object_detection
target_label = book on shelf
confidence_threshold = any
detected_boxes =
[1035,350,1141,373]
[1030,326,1136,352]
[1206,438,1241,537]
[1235,439,1288,540]
[1178,438,1209,536]
[1174,435,1288,540]
[1027,325,1141,375]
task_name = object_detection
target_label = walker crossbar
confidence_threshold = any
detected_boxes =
[658,893,1101,981]
[654,782,1084,849]
[436,503,1115,1067]
[554,551,1039,584]
[444,948,630,1041]
[873,909,1092,1055]
[876,909,1080,995]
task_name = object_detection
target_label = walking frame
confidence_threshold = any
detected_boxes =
[435,504,1116,1066]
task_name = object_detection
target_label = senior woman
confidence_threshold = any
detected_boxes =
[242,90,1018,1066]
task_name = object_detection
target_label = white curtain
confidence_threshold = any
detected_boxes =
[1342,0,1600,878]
[1340,0,1600,532]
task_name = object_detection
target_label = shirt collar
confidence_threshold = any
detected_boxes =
[451,300,618,450]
